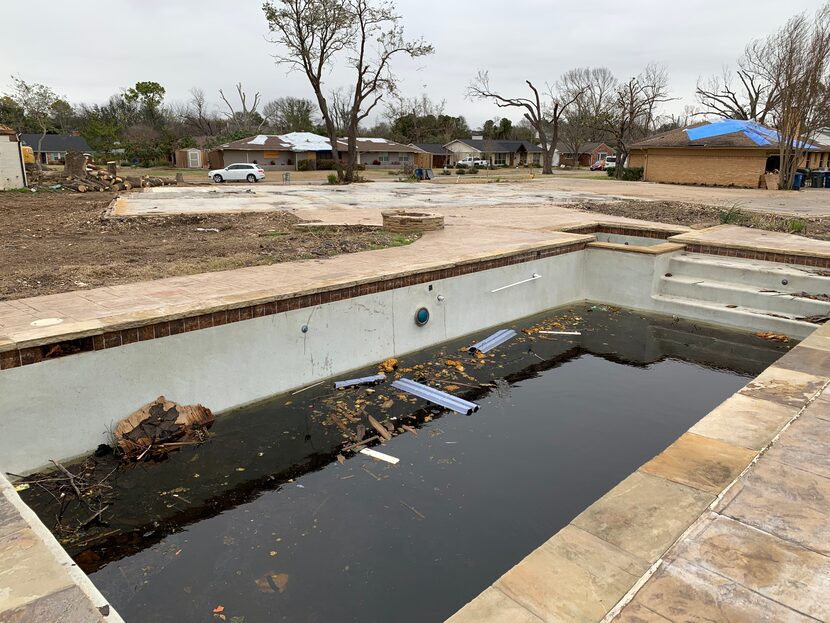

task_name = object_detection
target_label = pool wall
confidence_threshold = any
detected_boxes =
[3,235,828,476]
[0,251,584,475]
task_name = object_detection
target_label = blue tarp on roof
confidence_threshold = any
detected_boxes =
[685,119,815,149]
[685,120,779,145]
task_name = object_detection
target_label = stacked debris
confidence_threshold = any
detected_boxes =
[35,152,178,193]
[114,396,214,461]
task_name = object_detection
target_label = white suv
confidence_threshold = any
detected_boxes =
[209,163,265,183]
[603,156,617,170]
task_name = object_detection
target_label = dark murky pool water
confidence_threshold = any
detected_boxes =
[20,305,790,623]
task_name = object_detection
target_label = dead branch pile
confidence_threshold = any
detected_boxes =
[114,396,214,461]
[11,459,116,535]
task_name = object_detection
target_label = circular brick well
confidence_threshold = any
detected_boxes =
[381,210,444,233]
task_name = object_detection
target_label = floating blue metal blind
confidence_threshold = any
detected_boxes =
[469,329,517,354]
[391,378,480,415]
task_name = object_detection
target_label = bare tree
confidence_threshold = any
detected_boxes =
[184,87,221,136]
[695,66,778,124]
[329,87,354,135]
[262,96,318,132]
[263,0,433,182]
[559,67,617,166]
[219,83,265,133]
[8,76,60,169]
[597,67,672,178]
[467,71,582,174]
[744,3,830,188]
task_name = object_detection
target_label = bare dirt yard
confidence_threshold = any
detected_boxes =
[572,199,830,240]
[0,190,417,300]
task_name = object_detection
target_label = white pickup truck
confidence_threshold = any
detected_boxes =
[456,157,489,168]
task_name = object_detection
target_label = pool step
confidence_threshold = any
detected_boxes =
[659,274,830,316]
[668,253,830,292]
[652,293,818,339]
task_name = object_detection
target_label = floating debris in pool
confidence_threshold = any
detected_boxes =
[333,374,386,390]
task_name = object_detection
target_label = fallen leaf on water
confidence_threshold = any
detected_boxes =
[381,399,394,409]
[213,605,225,614]
[756,331,789,342]
[13,483,29,492]
[444,385,459,391]
[377,358,398,373]
[336,454,345,464]
[255,572,289,593]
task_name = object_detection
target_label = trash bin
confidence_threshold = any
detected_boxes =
[414,168,424,180]
[811,171,824,188]
[793,172,804,190]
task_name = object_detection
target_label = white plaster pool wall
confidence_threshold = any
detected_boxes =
[0,252,584,475]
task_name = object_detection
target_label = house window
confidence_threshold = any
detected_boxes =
[399,153,409,162]
[494,153,506,165]
[378,152,389,163]
[51,152,62,161]
[596,152,607,162]
[532,154,541,165]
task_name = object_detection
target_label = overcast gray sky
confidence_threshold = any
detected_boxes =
[0,0,821,128]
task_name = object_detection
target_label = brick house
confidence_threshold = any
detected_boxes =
[556,142,615,167]
[628,120,817,189]
[443,139,544,166]
[20,133,92,165]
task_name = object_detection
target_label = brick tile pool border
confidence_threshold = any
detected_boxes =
[0,241,588,370]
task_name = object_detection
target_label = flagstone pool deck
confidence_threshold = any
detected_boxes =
[3,202,830,622]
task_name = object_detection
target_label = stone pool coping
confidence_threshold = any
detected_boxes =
[0,474,124,622]
[447,321,830,623]
[670,224,830,268]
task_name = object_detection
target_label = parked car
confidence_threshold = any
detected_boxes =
[209,163,265,183]
[602,156,617,170]
[589,159,606,171]
[456,157,489,168]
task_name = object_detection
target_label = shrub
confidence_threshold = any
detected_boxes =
[455,163,468,169]
[372,159,381,166]
[468,166,479,174]
[297,159,310,172]
[605,167,644,181]
[327,173,338,185]
[457,168,466,175]
[317,159,336,170]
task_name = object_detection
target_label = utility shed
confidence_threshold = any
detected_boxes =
[630,120,796,189]
[0,125,26,190]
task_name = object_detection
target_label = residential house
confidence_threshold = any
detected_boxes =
[211,133,327,170]
[0,125,26,190]
[212,133,425,170]
[340,138,424,167]
[411,143,451,168]
[20,133,92,165]
[443,139,544,167]
[628,119,827,188]
[556,142,615,167]
[805,127,830,169]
